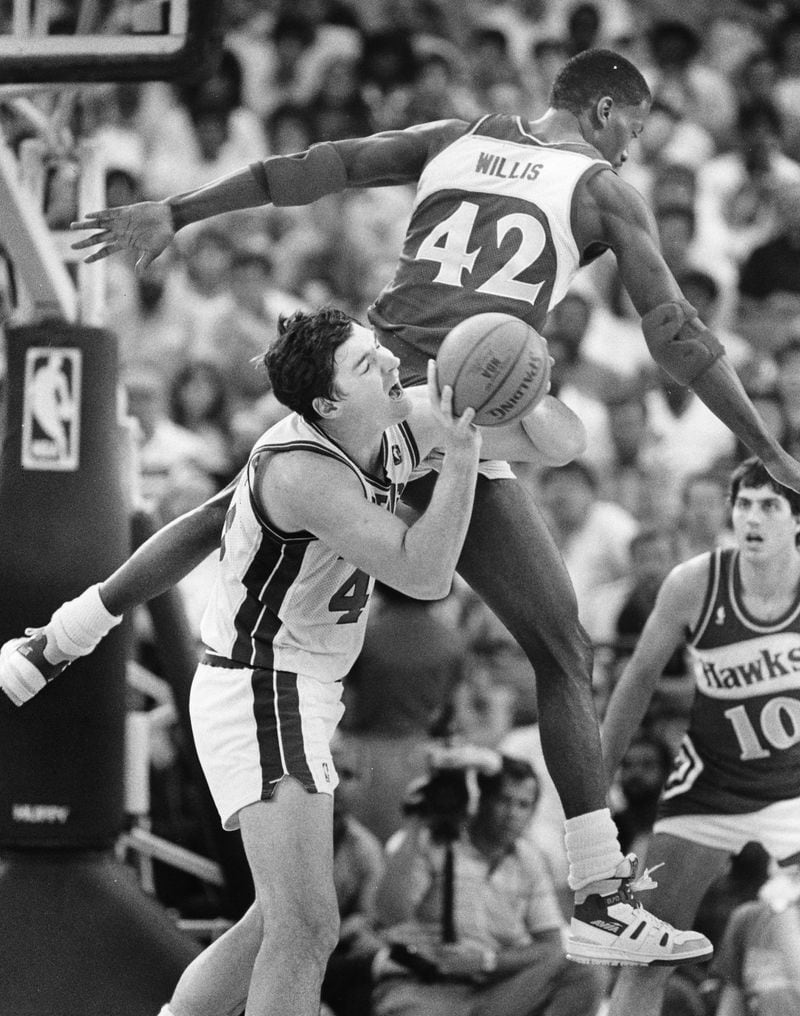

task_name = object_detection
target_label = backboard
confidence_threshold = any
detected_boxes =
[0,0,218,84]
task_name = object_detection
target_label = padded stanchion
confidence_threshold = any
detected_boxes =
[0,321,129,847]
[0,321,201,1014]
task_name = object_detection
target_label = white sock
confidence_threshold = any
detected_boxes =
[157,1006,176,1016]
[564,808,625,892]
[44,584,122,663]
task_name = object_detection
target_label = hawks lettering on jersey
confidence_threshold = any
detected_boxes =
[659,548,800,818]
[368,114,610,378]
[200,414,420,680]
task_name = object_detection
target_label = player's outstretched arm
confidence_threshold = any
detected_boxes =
[0,479,234,706]
[70,126,445,271]
[70,167,266,271]
[102,477,235,614]
[600,558,705,783]
[589,171,800,494]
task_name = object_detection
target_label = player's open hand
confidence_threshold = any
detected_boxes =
[427,359,481,455]
[70,201,174,272]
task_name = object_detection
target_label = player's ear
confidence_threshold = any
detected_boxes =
[313,395,339,418]
[594,96,613,127]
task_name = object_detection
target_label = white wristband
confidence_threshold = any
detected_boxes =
[49,583,122,659]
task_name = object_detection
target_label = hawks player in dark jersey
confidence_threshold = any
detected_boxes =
[603,457,800,1016]
[22,47,800,969]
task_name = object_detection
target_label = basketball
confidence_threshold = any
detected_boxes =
[436,313,551,426]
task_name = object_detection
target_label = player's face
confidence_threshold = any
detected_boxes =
[332,323,409,422]
[596,98,649,170]
[731,484,800,559]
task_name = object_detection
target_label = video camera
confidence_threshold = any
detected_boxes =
[404,743,501,842]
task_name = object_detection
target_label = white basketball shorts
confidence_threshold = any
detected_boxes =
[189,655,344,830]
[653,795,800,863]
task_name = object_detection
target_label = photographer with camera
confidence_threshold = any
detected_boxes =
[371,749,604,1016]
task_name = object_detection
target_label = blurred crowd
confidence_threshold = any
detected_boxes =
[5,1,800,1013]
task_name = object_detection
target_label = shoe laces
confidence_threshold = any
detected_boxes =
[618,858,665,907]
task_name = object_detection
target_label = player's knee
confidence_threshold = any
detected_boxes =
[264,884,340,965]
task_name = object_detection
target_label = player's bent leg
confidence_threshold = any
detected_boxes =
[169,902,262,1016]
[239,779,339,1016]
[453,476,604,817]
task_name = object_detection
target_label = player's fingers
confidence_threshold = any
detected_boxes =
[78,209,114,222]
[83,244,121,264]
[439,382,454,420]
[457,406,476,430]
[71,229,114,249]
[69,219,103,232]
[427,358,441,410]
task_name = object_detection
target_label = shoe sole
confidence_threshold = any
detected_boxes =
[565,940,713,967]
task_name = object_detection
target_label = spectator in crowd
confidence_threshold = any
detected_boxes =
[122,363,222,510]
[655,209,739,331]
[197,240,303,413]
[168,226,237,351]
[464,26,524,113]
[711,858,800,1016]
[611,524,682,661]
[598,389,670,525]
[340,582,468,844]
[737,179,800,356]
[642,19,738,149]
[167,360,238,487]
[564,3,602,58]
[400,50,481,124]
[620,97,714,202]
[304,55,375,144]
[695,841,772,953]
[372,754,604,1016]
[142,49,269,199]
[538,460,640,645]
[642,366,738,499]
[674,468,735,561]
[358,27,419,130]
[611,730,674,860]
[677,268,752,371]
[770,10,800,162]
[696,98,800,271]
[105,246,196,372]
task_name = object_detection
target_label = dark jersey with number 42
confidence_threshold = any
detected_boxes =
[253,115,611,386]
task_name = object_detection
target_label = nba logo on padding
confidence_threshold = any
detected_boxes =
[21,347,82,471]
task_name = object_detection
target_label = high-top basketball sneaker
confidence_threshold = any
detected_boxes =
[567,855,713,966]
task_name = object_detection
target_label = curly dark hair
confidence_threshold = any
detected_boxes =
[550,48,651,116]
[263,307,356,421]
